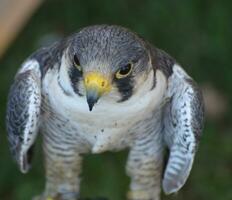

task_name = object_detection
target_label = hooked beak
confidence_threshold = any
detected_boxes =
[84,72,111,111]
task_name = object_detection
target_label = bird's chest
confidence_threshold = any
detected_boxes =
[46,94,159,153]
[42,68,167,153]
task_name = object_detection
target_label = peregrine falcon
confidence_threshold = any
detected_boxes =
[6,25,204,200]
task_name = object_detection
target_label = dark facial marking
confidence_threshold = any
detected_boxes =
[68,66,83,96]
[73,54,80,66]
[115,75,134,102]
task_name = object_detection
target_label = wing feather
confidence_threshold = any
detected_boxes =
[162,64,204,194]
[6,60,41,173]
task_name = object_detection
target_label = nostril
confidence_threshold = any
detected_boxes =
[101,81,105,87]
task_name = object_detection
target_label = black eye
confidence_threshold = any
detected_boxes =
[115,63,133,79]
[73,54,82,72]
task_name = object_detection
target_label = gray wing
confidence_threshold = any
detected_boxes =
[6,60,41,173]
[162,64,204,194]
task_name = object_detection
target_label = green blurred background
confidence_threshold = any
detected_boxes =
[0,0,232,199]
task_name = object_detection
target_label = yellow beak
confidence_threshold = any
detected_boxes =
[84,72,111,111]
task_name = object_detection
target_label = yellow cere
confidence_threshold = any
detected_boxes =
[84,72,111,94]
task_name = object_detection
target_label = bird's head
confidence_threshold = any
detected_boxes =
[64,25,154,111]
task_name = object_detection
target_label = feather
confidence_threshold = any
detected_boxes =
[6,60,41,173]
[162,64,204,194]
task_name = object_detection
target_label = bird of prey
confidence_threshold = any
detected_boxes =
[6,25,204,200]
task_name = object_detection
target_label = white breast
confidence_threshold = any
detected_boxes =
[43,67,167,153]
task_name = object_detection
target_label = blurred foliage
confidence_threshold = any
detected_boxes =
[0,0,231,200]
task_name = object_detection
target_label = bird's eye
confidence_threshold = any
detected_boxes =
[73,54,82,72]
[115,63,133,79]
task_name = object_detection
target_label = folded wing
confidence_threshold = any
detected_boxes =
[162,64,204,194]
[6,60,41,173]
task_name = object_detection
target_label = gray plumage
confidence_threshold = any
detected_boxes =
[6,25,204,200]
[6,61,41,173]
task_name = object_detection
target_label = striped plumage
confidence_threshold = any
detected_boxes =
[6,25,204,200]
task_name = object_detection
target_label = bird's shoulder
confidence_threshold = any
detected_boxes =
[147,43,175,78]
[28,39,67,77]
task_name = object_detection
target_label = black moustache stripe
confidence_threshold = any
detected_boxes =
[115,76,134,102]
[68,66,83,96]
